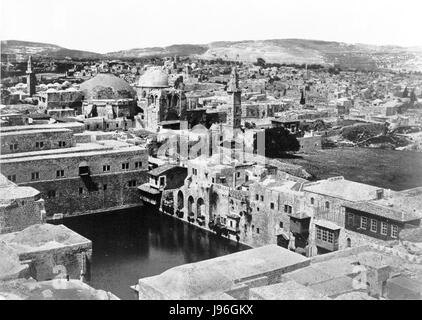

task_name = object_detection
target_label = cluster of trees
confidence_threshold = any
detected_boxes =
[341,123,387,142]
[253,58,325,70]
[402,87,418,103]
[256,127,300,158]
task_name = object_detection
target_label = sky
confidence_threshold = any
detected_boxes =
[1,0,422,53]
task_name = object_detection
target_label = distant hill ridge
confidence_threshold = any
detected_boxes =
[2,39,422,71]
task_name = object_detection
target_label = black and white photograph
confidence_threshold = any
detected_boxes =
[1,0,422,305]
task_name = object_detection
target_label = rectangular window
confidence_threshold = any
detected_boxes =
[236,172,240,178]
[159,176,165,187]
[103,184,108,191]
[47,190,56,198]
[284,205,288,213]
[391,225,398,238]
[255,194,259,201]
[260,195,264,201]
[381,222,388,235]
[56,170,64,178]
[7,175,16,182]
[360,216,367,229]
[122,163,129,170]
[128,180,137,187]
[279,221,283,228]
[256,228,260,234]
[58,141,66,147]
[103,165,111,172]
[135,162,142,169]
[31,172,39,180]
[9,143,18,151]
[348,213,354,226]
[79,187,83,194]
[316,228,322,240]
[322,229,328,241]
[288,206,292,214]
[270,202,275,210]
[328,231,334,243]
[35,141,44,148]
[370,219,377,233]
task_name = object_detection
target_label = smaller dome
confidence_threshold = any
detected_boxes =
[138,67,169,88]
[80,73,136,100]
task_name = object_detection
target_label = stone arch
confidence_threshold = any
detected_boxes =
[78,161,89,175]
[177,190,184,210]
[188,196,195,218]
[197,197,205,218]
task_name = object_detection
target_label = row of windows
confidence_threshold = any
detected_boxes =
[7,161,145,183]
[310,197,330,209]
[255,194,265,202]
[86,123,126,130]
[354,214,398,238]
[47,180,139,198]
[10,141,67,150]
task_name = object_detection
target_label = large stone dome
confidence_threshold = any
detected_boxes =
[80,73,136,100]
[138,67,169,88]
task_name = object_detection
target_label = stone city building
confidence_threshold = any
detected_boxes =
[0,121,149,219]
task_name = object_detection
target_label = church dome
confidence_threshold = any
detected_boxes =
[138,67,169,88]
[80,73,136,100]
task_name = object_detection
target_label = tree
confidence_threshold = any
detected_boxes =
[402,87,409,98]
[259,127,300,158]
[300,89,306,105]
[410,89,417,103]
[255,57,266,67]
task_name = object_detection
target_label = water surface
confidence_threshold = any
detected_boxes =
[58,207,249,300]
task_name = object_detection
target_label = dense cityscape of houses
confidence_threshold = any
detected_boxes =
[1,54,422,300]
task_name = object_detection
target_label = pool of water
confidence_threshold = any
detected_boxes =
[57,206,249,300]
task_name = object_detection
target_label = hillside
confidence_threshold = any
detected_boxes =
[2,39,421,71]
[106,44,208,59]
[1,40,102,59]
[107,39,422,71]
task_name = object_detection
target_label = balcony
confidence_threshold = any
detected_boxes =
[315,238,339,252]
[289,216,311,235]
[288,211,309,220]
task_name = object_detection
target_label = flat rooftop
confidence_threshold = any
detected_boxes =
[0,144,145,164]
[0,224,91,254]
[0,143,107,161]
[138,245,309,299]
[303,177,381,202]
[1,128,72,137]
[0,279,119,300]
[250,280,329,300]
[0,122,84,133]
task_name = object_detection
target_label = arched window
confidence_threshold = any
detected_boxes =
[310,197,314,205]
[325,201,330,209]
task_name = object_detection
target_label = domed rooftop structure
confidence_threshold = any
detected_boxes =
[80,73,136,100]
[138,67,169,88]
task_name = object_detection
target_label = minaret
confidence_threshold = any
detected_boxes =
[225,67,242,130]
[26,56,36,96]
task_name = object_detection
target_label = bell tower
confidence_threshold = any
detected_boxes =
[26,56,36,96]
[225,67,242,130]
